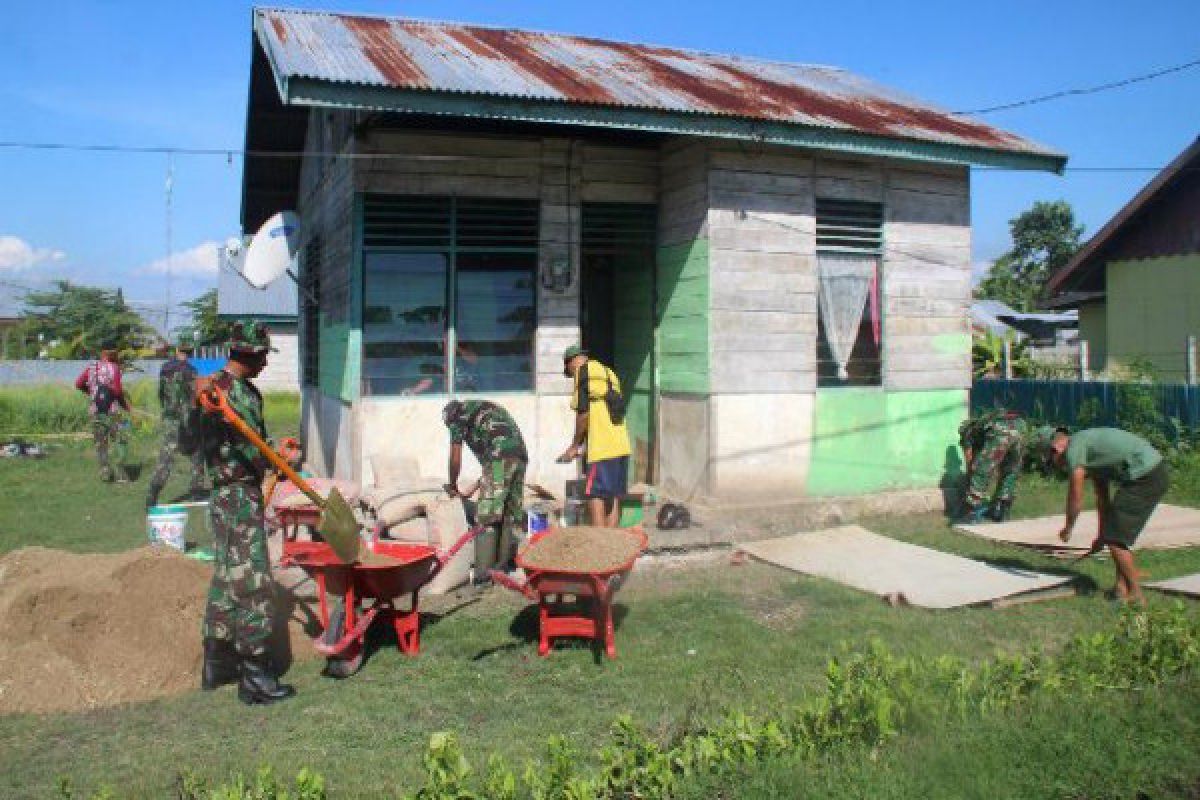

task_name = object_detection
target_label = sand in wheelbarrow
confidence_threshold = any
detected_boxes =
[518,526,643,574]
[0,546,318,715]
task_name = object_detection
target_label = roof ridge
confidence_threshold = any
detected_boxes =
[253,6,849,74]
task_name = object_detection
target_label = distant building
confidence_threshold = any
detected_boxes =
[1047,136,1200,381]
[216,244,299,390]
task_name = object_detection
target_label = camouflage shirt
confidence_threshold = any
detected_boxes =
[202,369,269,486]
[447,400,528,466]
[959,409,1025,450]
[158,358,198,421]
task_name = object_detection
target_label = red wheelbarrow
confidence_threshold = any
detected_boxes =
[491,526,647,659]
[282,527,480,677]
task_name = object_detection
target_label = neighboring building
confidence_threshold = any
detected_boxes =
[1047,136,1200,381]
[971,300,1076,346]
[217,244,300,390]
[241,8,1065,500]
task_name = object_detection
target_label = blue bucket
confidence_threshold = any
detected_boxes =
[526,508,550,535]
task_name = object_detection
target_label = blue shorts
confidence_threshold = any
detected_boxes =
[585,456,629,499]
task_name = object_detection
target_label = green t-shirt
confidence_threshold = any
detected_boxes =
[1065,427,1162,483]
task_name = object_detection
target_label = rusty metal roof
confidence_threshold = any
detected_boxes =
[252,8,1063,167]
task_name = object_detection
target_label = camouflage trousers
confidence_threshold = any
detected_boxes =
[202,483,275,657]
[92,413,128,481]
[965,423,1025,509]
[146,419,205,506]
[474,458,527,572]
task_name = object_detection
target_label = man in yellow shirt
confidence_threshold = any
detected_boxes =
[558,345,631,527]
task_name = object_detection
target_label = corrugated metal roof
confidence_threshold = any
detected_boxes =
[217,245,297,319]
[254,7,1063,162]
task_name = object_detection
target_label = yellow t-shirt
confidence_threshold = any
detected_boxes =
[570,360,632,463]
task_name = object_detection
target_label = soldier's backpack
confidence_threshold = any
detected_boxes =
[177,381,206,456]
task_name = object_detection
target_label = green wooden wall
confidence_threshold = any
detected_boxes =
[1107,255,1200,382]
[656,239,710,394]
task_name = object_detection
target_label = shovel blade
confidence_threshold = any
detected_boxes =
[319,487,361,564]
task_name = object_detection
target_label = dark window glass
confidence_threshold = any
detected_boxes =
[454,252,536,392]
[363,252,448,395]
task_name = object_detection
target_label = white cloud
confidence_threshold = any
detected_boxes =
[139,241,220,277]
[0,235,66,271]
[971,259,994,287]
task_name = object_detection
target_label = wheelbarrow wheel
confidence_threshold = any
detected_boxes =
[320,605,364,679]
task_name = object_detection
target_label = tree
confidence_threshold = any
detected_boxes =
[19,280,150,359]
[975,200,1084,312]
[180,288,232,346]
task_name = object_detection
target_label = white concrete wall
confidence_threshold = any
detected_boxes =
[256,325,299,391]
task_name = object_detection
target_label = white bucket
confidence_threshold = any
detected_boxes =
[147,506,188,552]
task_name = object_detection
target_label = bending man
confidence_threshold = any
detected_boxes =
[957,408,1026,523]
[443,399,528,580]
[1042,426,1169,605]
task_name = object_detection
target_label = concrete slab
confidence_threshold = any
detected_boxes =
[956,504,1200,554]
[737,525,1073,609]
[1146,573,1200,598]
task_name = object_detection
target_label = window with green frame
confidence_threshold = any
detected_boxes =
[361,195,538,395]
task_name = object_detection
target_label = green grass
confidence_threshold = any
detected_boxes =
[0,399,1198,798]
[0,388,299,554]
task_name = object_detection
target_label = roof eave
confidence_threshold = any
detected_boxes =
[282,78,1067,173]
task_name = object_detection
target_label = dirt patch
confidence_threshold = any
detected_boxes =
[518,527,644,574]
[0,546,317,715]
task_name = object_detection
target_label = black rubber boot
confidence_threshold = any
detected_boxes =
[201,638,239,691]
[238,655,295,706]
[990,500,1013,523]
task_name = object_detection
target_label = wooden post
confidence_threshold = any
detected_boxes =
[1079,340,1090,382]
[1003,338,1013,380]
[1188,335,1198,385]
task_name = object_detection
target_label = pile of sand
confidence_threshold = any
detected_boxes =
[519,527,645,574]
[0,546,316,714]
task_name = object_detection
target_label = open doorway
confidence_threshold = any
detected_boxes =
[580,203,658,482]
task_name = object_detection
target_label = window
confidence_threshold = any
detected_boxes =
[815,198,883,387]
[301,236,321,387]
[362,196,538,395]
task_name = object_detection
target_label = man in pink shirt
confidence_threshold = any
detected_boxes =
[75,347,131,482]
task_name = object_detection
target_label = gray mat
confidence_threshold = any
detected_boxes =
[956,504,1200,555]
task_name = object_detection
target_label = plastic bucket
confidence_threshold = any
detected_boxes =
[526,507,550,536]
[147,505,188,552]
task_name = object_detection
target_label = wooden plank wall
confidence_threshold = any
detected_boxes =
[657,140,712,394]
[707,143,817,393]
[882,165,972,390]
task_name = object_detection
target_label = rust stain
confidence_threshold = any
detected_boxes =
[604,42,765,117]
[269,15,289,44]
[343,16,426,86]
[436,25,619,104]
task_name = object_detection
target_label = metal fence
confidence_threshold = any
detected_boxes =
[972,379,1200,432]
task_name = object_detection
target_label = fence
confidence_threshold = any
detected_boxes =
[972,379,1200,433]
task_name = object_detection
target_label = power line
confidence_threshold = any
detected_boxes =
[956,56,1200,114]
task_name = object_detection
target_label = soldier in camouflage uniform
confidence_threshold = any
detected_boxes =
[958,408,1027,523]
[198,320,294,705]
[74,347,131,482]
[145,333,206,509]
[442,400,528,581]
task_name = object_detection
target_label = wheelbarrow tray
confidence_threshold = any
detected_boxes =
[287,540,439,599]
[499,526,647,658]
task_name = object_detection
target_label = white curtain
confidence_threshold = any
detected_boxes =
[818,253,877,380]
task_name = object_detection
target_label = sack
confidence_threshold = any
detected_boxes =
[602,366,627,425]
[93,384,118,415]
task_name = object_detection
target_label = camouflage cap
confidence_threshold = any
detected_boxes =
[441,400,466,428]
[1028,425,1061,458]
[227,319,276,355]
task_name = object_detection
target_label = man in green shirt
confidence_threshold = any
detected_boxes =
[1042,426,1169,605]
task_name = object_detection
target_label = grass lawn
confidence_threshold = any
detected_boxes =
[0,390,1198,798]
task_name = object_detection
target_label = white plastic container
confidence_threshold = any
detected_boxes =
[147,505,188,552]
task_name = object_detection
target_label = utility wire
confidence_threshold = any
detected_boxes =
[956,56,1200,114]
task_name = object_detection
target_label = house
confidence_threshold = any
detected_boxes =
[1047,136,1200,382]
[971,300,1076,346]
[217,244,300,390]
[241,8,1065,501]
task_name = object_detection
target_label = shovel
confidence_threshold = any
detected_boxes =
[198,387,362,564]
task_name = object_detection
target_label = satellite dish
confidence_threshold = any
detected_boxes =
[224,237,243,258]
[242,211,300,289]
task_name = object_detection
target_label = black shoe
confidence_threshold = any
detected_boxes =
[201,638,239,691]
[238,654,295,705]
[990,501,1013,523]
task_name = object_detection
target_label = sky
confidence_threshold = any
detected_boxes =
[0,0,1197,330]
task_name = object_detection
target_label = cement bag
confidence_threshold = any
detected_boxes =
[377,491,472,595]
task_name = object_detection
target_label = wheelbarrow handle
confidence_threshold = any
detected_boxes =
[197,386,326,509]
[435,526,486,570]
[490,568,537,601]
